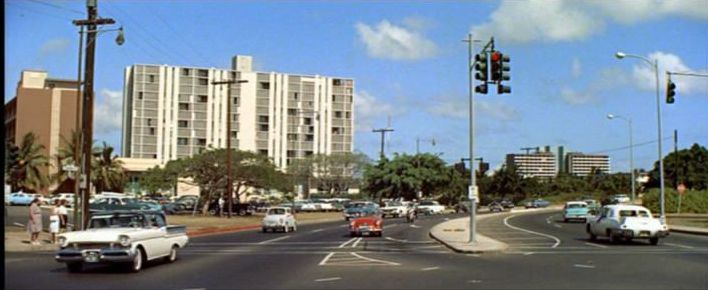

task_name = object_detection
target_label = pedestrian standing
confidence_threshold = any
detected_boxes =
[57,199,68,232]
[27,198,43,245]
[218,195,225,217]
[49,200,60,243]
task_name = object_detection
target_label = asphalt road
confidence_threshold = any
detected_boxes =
[5,210,708,289]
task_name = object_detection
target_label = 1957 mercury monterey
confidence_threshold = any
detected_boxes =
[55,210,189,272]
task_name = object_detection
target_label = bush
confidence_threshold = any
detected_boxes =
[642,189,708,214]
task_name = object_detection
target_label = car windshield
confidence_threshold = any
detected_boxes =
[420,201,435,206]
[567,204,586,208]
[267,208,286,215]
[89,214,146,229]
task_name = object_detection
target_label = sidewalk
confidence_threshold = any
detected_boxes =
[669,225,708,236]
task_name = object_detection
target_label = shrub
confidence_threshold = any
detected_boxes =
[642,189,708,214]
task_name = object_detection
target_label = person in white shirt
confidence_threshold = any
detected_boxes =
[49,200,60,243]
[57,199,68,232]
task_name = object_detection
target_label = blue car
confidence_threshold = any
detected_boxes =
[8,193,42,206]
[525,199,550,209]
[563,201,590,222]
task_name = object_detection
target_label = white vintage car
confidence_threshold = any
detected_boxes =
[586,204,669,245]
[55,210,189,272]
[417,200,446,215]
[262,207,297,233]
[381,201,409,218]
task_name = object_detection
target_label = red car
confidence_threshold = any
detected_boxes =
[349,214,383,237]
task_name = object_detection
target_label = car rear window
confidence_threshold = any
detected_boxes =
[567,204,587,208]
[619,210,647,217]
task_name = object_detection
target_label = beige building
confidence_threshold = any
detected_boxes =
[565,153,611,176]
[505,152,557,179]
[4,70,80,191]
[121,55,354,171]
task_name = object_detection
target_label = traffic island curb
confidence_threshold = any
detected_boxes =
[669,226,708,236]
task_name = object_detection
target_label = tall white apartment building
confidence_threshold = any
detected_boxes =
[505,152,557,179]
[565,153,610,176]
[121,55,354,171]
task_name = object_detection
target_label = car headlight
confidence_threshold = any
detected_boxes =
[58,236,67,247]
[118,235,131,247]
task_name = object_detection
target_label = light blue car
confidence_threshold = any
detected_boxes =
[8,193,41,206]
[563,201,590,222]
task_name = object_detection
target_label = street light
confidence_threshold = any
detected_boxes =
[615,51,666,224]
[607,114,635,202]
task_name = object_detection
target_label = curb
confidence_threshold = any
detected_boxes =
[669,226,708,236]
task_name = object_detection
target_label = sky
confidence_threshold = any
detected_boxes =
[5,0,708,174]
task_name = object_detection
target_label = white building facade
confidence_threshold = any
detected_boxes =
[565,153,611,176]
[121,55,354,171]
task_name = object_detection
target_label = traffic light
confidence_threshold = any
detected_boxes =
[491,51,511,94]
[474,53,488,82]
[666,79,676,104]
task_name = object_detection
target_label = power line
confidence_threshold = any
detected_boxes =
[27,0,84,15]
[588,136,673,155]
[6,1,75,21]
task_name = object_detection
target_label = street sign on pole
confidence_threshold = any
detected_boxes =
[79,174,87,189]
[468,185,479,201]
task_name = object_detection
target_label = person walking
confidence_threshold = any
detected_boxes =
[218,195,225,217]
[57,199,68,232]
[27,198,43,245]
[49,200,60,243]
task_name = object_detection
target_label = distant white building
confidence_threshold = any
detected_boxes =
[121,55,354,172]
[565,153,611,176]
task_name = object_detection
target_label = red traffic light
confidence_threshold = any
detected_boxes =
[491,52,501,62]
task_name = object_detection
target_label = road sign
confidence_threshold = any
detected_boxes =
[79,174,87,189]
[677,184,686,194]
[468,186,479,201]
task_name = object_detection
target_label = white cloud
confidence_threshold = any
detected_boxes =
[631,51,708,95]
[354,91,403,132]
[94,89,123,134]
[571,58,582,78]
[39,38,70,56]
[471,0,604,44]
[560,87,598,105]
[427,97,519,121]
[355,20,439,60]
[471,0,708,44]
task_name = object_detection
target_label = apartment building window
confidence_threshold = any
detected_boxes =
[287,134,298,141]
[198,79,208,86]
[305,135,314,141]
[179,103,190,110]
[305,151,313,156]
[137,92,143,100]
[149,128,156,136]
[178,120,189,128]
[198,95,208,103]
[287,151,296,157]
[182,68,190,76]
[259,82,270,89]
[177,138,189,145]
[345,112,351,119]
[232,114,238,121]
[287,109,298,116]
[335,111,342,118]
[332,95,336,102]
[293,92,299,100]
[332,127,340,135]
[233,97,239,105]
[197,138,207,146]
[304,118,312,125]
[258,149,268,155]
[147,118,153,126]
[198,70,208,77]
[230,131,238,138]
[259,124,268,132]
[258,116,269,123]
[333,79,342,85]
[149,75,155,83]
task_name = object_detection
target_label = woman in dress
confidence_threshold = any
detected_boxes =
[49,199,60,243]
[57,199,68,232]
[27,198,43,245]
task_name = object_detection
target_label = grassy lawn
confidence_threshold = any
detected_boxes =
[167,211,343,231]
[669,217,708,229]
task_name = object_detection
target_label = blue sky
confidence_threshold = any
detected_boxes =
[5,0,708,173]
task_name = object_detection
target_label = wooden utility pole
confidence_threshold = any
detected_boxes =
[372,127,394,159]
[73,0,115,229]
[212,78,247,218]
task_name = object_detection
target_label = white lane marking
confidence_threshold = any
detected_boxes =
[310,229,324,233]
[385,237,408,243]
[350,252,401,266]
[339,224,349,228]
[315,277,341,282]
[318,252,335,266]
[414,245,443,249]
[467,280,483,284]
[573,264,596,269]
[664,242,694,249]
[545,216,553,224]
[351,237,363,248]
[585,242,608,249]
[421,266,440,271]
[553,224,563,228]
[501,237,552,241]
[523,252,535,256]
[338,237,357,248]
[410,224,421,228]
[258,235,291,244]
[503,215,561,248]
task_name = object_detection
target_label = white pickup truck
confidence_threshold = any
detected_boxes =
[586,204,669,245]
[55,210,189,272]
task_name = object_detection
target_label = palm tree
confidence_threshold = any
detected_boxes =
[91,142,126,193]
[52,130,99,188]
[14,132,50,193]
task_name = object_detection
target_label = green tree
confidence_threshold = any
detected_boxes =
[91,142,126,193]
[12,132,50,193]
[648,143,708,190]
[140,159,185,195]
[363,153,449,202]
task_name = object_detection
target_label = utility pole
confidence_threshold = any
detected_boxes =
[674,129,678,189]
[212,78,248,218]
[372,127,394,159]
[72,24,84,231]
[73,0,115,229]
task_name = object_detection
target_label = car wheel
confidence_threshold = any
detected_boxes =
[165,245,178,263]
[564,218,568,223]
[350,232,357,237]
[66,262,83,273]
[128,248,144,272]
[649,237,659,245]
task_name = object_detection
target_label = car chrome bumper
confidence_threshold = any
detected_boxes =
[55,248,135,263]
[612,229,670,239]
